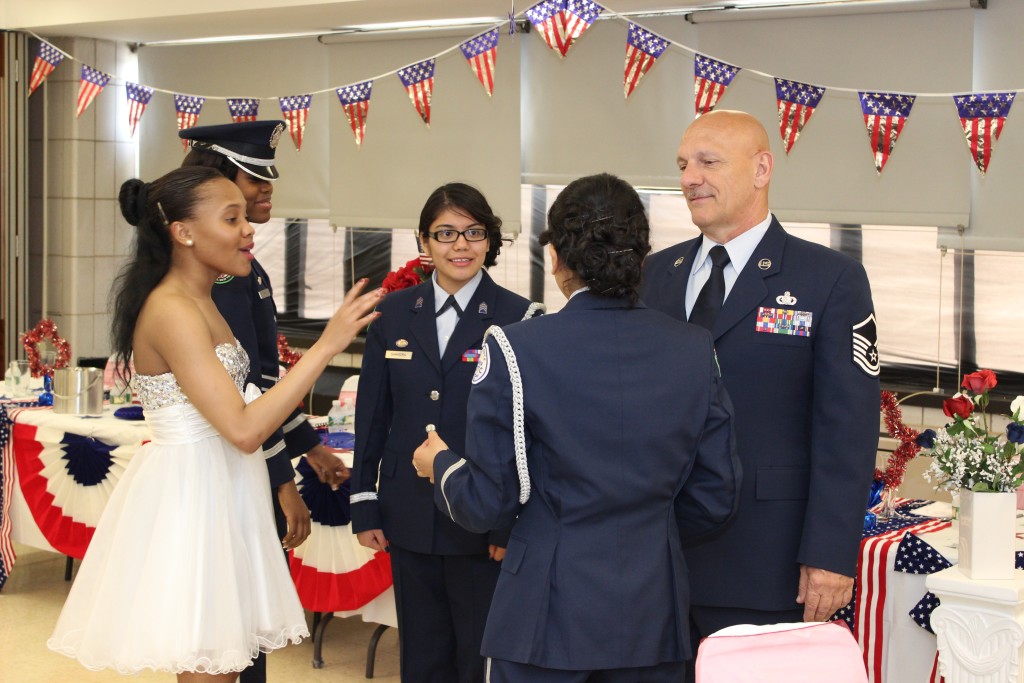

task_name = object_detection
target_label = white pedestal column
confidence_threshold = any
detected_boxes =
[927,567,1024,683]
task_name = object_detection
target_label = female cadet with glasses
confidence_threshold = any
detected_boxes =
[350,183,542,683]
[413,173,742,683]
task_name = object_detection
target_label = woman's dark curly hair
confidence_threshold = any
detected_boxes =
[110,166,225,378]
[540,173,651,304]
[418,183,508,268]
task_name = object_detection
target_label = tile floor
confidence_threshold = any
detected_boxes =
[0,544,401,683]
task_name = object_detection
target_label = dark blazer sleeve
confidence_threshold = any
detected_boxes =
[433,337,523,534]
[350,312,392,533]
[283,411,322,456]
[799,259,880,577]
[677,342,742,545]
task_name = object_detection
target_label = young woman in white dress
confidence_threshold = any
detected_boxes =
[47,165,382,682]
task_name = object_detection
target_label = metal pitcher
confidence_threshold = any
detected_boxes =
[53,367,105,416]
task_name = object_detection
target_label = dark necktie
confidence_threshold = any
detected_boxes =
[688,245,730,330]
[436,295,463,318]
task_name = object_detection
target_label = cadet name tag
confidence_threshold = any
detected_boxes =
[258,288,271,300]
[755,306,812,337]
[385,350,413,360]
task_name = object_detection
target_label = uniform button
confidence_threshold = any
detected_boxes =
[430,390,440,401]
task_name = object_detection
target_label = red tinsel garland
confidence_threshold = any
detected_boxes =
[21,318,72,378]
[877,390,921,490]
[277,333,303,370]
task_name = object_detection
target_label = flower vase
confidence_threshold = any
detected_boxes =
[958,490,1016,580]
[876,485,906,521]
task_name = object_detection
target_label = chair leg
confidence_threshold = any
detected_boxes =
[311,612,334,669]
[365,624,389,679]
[64,556,74,581]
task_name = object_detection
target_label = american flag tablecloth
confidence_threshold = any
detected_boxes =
[835,500,952,683]
[0,400,46,591]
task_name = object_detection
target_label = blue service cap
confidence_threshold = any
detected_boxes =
[179,120,286,182]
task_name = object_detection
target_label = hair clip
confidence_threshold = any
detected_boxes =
[609,249,632,255]
[156,201,170,226]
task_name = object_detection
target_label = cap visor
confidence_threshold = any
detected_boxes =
[234,159,279,182]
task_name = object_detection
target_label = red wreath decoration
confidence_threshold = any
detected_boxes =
[382,258,435,293]
[876,391,922,490]
[278,334,303,370]
[21,318,72,377]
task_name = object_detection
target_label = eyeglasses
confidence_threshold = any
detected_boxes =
[429,228,488,243]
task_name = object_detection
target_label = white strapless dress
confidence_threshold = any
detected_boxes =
[47,342,308,674]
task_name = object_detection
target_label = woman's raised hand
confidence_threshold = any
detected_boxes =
[320,279,383,354]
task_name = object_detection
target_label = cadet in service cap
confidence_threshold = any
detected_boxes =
[178,120,286,182]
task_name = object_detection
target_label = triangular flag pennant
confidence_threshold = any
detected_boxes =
[227,98,260,123]
[76,65,111,118]
[336,81,373,147]
[397,59,436,126]
[859,92,916,174]
[623,22,668,99]
[279,94,312,150]
[953,91,1015,176]
[693,54,740,116]
[775,78,826,154]
[461,29,500,97]
[28,41,64,96]
[525,0,603,58]
[125,82,154,138]
[174,94,206,148]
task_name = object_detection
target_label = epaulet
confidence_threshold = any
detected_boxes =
[481,325,531,504]
[522,302,546,321]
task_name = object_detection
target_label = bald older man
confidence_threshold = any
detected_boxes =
[640,111,880,651]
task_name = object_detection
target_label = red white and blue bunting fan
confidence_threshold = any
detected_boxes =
[775,78,826,154]
[954,91,1015,176]
[337,81,373,147]
[125,82,154,138]
[174,94,205,148]
[288,456,392,612]
[461,28,500,98]
[28,41,64,96]
[279,94,313,150]
[623,22,668,99]
[525,0,604,59]
[11,415,138,559]
[76,65,110,118]
[859,92,915,174]
[398,59,436,126]
[227,98,260,123]
[694,54,740,116]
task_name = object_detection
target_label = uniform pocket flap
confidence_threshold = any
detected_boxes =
[501,535,527,575]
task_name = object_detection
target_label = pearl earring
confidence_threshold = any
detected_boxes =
[185,239,194,246]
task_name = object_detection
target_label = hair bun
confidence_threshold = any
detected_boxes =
[118,178,147,226]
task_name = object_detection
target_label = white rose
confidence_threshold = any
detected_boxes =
[1011,395,1024,419]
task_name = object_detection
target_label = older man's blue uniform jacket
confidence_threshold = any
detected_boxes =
[351,270,535,554]
[432,292,741,670]
[639,217,880,613]
[213,258,320,491]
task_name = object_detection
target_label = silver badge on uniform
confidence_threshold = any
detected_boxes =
[852,313,880,377]
[472,344,490,384]
[758,258,772,270]
[396,339,409,348]
[776,291,797,306]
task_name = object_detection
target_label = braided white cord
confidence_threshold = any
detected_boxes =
[522,302,546,321]
[483,325,531,504]
[350,492,378,504]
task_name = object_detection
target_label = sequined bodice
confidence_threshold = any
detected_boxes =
[134,341,249,411]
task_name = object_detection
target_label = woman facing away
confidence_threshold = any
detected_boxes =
[47,166,381,682]
[413,173,742,683]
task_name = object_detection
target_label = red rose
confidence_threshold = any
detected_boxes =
[962,369,998,394]
[943,395,974,419]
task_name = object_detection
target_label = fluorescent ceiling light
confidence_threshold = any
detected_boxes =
[332,16,504,33]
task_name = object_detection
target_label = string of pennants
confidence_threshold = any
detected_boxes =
[26,0,1020,176]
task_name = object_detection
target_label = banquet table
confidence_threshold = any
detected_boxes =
[0,399,397,655]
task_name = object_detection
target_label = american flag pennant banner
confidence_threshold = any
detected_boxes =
[28,41,65,96]
[288,456,393,612]
[461,28,500,97]
[279,94,313,150]
[76,65,111,118]
[525,0,604,58]
[954,91,1015,176]
[775,78,826,154]
[694,53,740,116]
[859,92,916,174]
[397,59,436,126]
[227,98,260,123]
[623,22,668,99]
[125,82,154,138]
[174,94,206,148]
[336,81,373,147]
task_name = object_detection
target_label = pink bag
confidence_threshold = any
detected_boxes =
[696,621,867,683]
